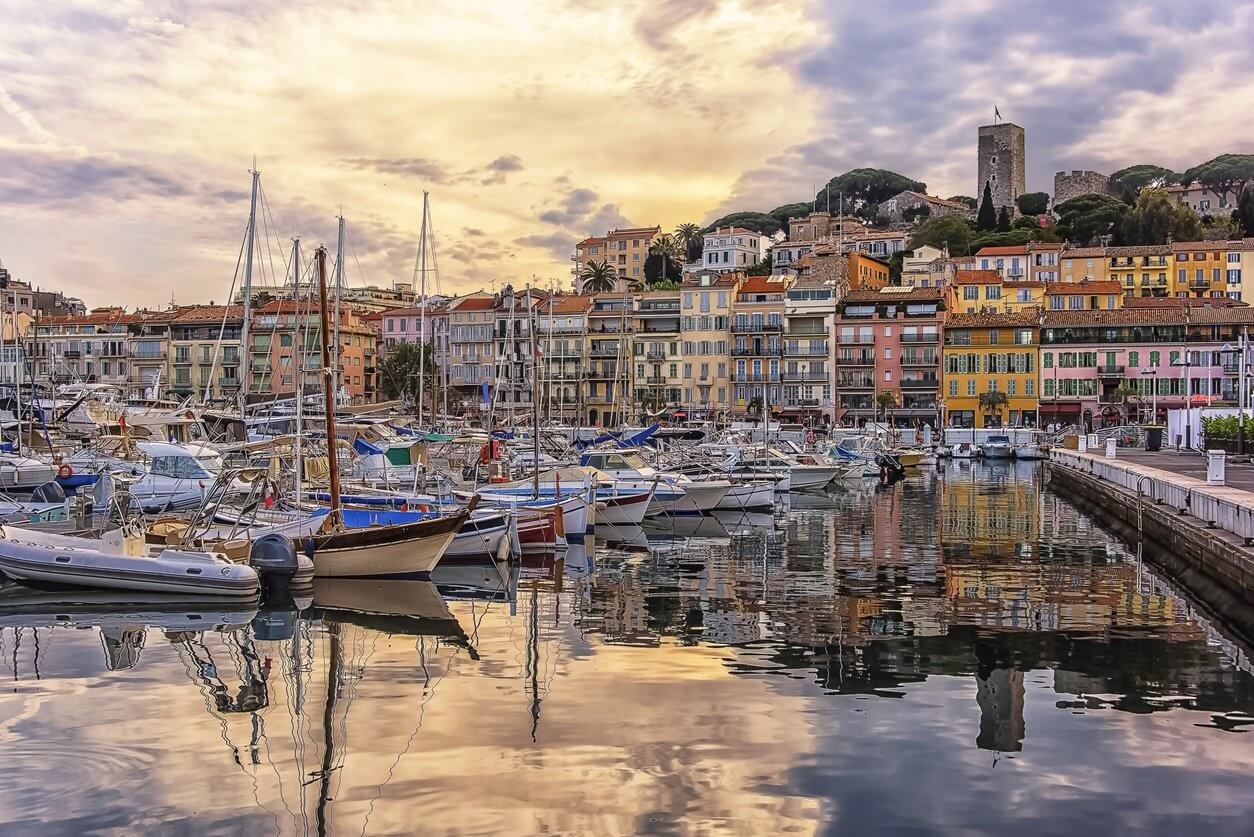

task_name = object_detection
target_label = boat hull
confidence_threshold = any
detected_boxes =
[789,466,840,491]
[596,489,654,525]
[308,511,467,578]
[716,482,773,511]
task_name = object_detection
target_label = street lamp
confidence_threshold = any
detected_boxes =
[1140,368,1157,426]
[1170,356,1194,449]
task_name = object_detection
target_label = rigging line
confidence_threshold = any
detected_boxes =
[344,225,368,289]
[257,180,285,290]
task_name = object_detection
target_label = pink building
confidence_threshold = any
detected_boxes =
[1040,305,1254,428]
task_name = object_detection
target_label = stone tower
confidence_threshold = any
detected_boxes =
[977,122,1025,211]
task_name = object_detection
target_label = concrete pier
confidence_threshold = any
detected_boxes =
[1046,449,1254,615]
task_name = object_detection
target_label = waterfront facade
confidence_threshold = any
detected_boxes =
[942,312,1040,428]
[679,270,737,419]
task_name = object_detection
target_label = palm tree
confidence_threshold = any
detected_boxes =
[579,260,618,294]
[978,389,1009,425]
[674,222,702,262]
[1107,382,1139,424]
[648,234,682,287]
[875,390,897,424]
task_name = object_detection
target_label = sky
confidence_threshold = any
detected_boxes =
[1,0,1253,308]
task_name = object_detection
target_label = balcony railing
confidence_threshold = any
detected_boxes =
[645,350,667,359]
[731,372,780,383]
[1096,365,1125,377]
[900,378,940,389]
[784,345,829,357]
[782,371,827,382]
[588,347,620,357]
[732,347,774,356]
[901,355,937,366]
[840,335,875,344]
[838,355,875,366]
[900,333,939,343]
[731,323,783,333]
[838,380,874,390]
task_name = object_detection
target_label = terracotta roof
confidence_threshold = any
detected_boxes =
[1171,240,1243,252]
[736,276,788,295]
[842,287,944,303]
[1123,296,1248,309]
[1043,281,1123,295]
[974,245,1027,256]
[377,303,448,318]
[706,227,761,237]
[172,304,244,323]
[1044,306,1254,327]
[681,272,740,288]
[1003,280,1045,289]
[1060,247,1107,258]
[1105,245,1170,257]
[548,294,593,314]
[449,296,495,312]
[954,270,1003,285]
[40,309,141,326]
[606,226,661,237]
[254,299,362,319]
[846,231,907,241]
[576,236,608,247]
[945,312,1041,328]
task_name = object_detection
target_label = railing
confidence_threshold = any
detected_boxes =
[645,376,667,384]
[838,355,875,365]
[731,323,783,333]
[782,371,827,382]
[784,345,829,356]
[837,379,874,389]
[732,347,772,356]
[588,348,620,357]
[901,355,937,366]
[1096,365,1125,377]
[645,350,667,359]
[638,302,680,313]
[900,333,939,343]
[900,378,940,389]
[731,372,779,383]
[173,355,191,365]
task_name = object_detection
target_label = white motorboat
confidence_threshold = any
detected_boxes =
[950,441,978,459]
[979,435,1015,459]
[0,452,56,492]
[0,524,259,597]
[715,480,774,511]
[1013,431,1048,460]
[578,450,730,515]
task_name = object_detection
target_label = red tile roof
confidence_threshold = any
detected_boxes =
[548,294,593,314]
[1043,306,1254,327]
[449,296,495,312]
[945,312,1041,328]
[172,304,244,323]
[974,245,1028,256]
[842,287,944,303]
[736,276,788,295]
[1043,281,1123,295]
[953,270,1003,285]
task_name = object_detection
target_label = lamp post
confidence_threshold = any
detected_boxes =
[1140,368,1157,426]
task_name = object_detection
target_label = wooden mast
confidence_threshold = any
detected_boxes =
[316,247,343,527]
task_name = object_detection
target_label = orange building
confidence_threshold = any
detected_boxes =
[249,299,377,402]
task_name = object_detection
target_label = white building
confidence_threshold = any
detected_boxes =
[702,227,765,273]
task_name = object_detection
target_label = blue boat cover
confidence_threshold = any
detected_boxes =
[352,437,385,455]
[311,507,439,527]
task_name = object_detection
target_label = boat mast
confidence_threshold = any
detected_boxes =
[333,215,345,405]
[415,191,430,427]
[11,288,20,454]
[240,161,260,408]
[316,248,342,526]
[531,304,541,497]
[292,237,304,504]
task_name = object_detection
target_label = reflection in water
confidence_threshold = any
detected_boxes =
[0,462,1251,835]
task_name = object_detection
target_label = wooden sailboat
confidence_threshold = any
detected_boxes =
[303,247,471,578]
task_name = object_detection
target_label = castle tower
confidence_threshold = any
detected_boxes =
[977,122,1026,211]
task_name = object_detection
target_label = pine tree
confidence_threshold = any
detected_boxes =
[996,206,1011,232]
[1239,182,1254,237]
[976,181,997,231]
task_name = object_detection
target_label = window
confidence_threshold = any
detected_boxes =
[1043,352,1052,369]
[883,371,891,382]
[1007,379,1017,396]
[963,286,979,300]
[949,380,958,396]
[1043,378,1054,397]
[1150,351,1160,367]
[386,319,394,332]
[967,380,976,396]
[1129,351,1140,367]
[1025,378,1034,396]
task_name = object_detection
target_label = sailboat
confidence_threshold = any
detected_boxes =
[301,247,470,578]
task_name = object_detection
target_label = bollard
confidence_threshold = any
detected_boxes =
[1105,438,1117,459]
[1078,434,1089,452]
[1207,450,1226,486]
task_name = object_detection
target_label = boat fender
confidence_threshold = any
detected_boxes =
[57,464,74,480]
[302,536,317,559]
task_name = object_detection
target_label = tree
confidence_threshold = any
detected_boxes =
[674,223,703,261]
[902,205,932,224]
[875,390,897,423]
[579,260,618,294]
[976,181,997,231]
[815,168,926,217]
[745,253,773,276]
[1239,183,1254,236]
[1107,382,1138,423]
[768,202,812,228]
[1181,153,1254,209]
[887,251,905,282]
[1109,164,1179,204]
[1200,213,1243,241]
[978,389,1008,424]
[1016,192,1050,216]
[251,290,276,308]
[908,215,975,257]
[969,229,1038,253]
[644,253,683,285]
[1054,193,1128,245]
[377,341,436,403]
[947,195,978,209]
[703,211,782,237]
[1120,187,1202,245]
[996,206,1012,232]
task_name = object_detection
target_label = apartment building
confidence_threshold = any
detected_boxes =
[447,294,496,408]
[948,271,1044,315]
[585,293,634,425]
[781,276,834,420]
[493,286,548,414]
[634,290,683,413]
[168,305,244,401]
[941,312,1040,428]
[1104,245,1173,298]
[679,270,737,417]
[730,276,787,411]
[702,227,765,273]
[249,299,376,402]
[537,294,590,422]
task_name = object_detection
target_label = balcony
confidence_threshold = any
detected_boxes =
[782,371,828,382]
[732,322,783,333]
[838,380,874,391]
[173,356,192,366]
[901,355,937,367]
[732,346,774,357]
[900,378,940,389]
[784,345,829,357]
[840,335,875,344]
[1096,365,1125,378]
[900,333,939,343]
[63,349,82,359]
[731,372,779,383]
[589,347,620,357]
[786,326,827,336]
[645,375,667,384]
[638,302,680,313]
[587,324,633,334]
[219,378,241,389]
[645,350,667,360]
[838,355,875,366]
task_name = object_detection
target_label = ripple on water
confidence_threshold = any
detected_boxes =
[0,739,156,820]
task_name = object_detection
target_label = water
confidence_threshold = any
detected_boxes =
[0,461,1251,836]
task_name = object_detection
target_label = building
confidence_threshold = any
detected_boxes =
[846,252,891,291]
[900,245,948,287]
[1043,282,1123,312]
[27,307,137,389]
[492,286,547,415]
[1059,247,1112,284]
[1172,241,1238,299]
[947,270,1043,315]
[731,276,787,413]
[537,294,590,422]
[787,212,866,243]
[770,240,817,277]
[876,191,972,223]
[128,310,177,398]
[941,312,1040,428]
[1105,245,1173,298]
[249,299,376,403]
[168,305,244,401]
[680,270,737,417]
[972,243,1061,283]
[378,301,444,351]
[1166,182,1237,216]
[585,293,635,425]
[841,230,908,259]
[702,227,765,273]
[977,122,1026,211]
[1053,170,1110,205]
[447,294,496,409]
[634,289,683,414]
[782,275,835,421]
[835,287,945,426]
[1039,306,1254,428]
[572,226,662,290]
[233,282,421,315]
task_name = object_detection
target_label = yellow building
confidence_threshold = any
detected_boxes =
[1043,281,1123,312]
[1172,240,1237,299]
[947,270,1044,315]
[1105,245,1172,298]
[680,269,739,416]
[1059,247,1112,284]
[570,226,662,292]
[942,312,1040,428]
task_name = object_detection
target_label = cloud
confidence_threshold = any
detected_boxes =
[480,154,524,185]
[341,156,456,184]
[0,147,191,206]
[514,231,578,260]
[462,227,486,237]
[0,82,55,143]
[538,187,600,226]
[633,0,717,49]
[126,17,185,39]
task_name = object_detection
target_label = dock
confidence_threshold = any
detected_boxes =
[1046,447,1254,639]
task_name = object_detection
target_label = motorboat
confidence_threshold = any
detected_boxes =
[1013,431,1048,460]
[578,450,730,515]
[979,435,1015,459]
[950,441,978,459]
[0,451,57,493]
[715,480,774,511]
[0,524,260,597]
[304,505,470,578]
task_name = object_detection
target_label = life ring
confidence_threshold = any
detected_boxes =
[57,465,74,480]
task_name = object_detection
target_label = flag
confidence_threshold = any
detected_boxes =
[994,106,1002,121]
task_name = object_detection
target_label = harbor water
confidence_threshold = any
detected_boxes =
[0,461,1251,836]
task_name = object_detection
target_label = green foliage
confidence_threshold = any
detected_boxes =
[875,391,897,416]
[579,260,618,294]
[1016,192,1050,215]
[947,195,977,209]
[1109,164,1179,203]
[902,205,931,224]
[1238,183,1254,236]
[1011,215,1041,231]
[648,279,682,291]
[1120,187,1202,245]
[978,389,1008,414]
[644,253,682,284]
[377,341,435,402]
[996,206,1012,232]
[702,211,781,237]
[1200,213,1243,241]
[1181,154,1254,204]
[1054,193,1128,245]
[1202,415,1242,439]
[969,229,1038,253]
[887,251,905,281]
[745,253,773,276]
[816,168,925,215]
[907,215,975,257]
[976,181,997,231]
[768,202,812,227]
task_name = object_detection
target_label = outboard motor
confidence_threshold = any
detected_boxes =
[249,534,313,596]
[876,453,906,484]
[29,480,66,504]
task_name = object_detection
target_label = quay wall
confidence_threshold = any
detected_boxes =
[1046,451,1254,639]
